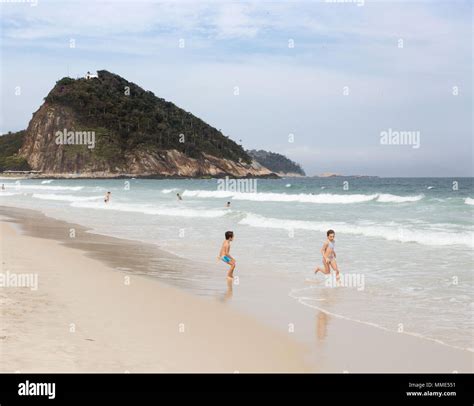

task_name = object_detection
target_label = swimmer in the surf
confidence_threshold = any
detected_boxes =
[104,191,111,204]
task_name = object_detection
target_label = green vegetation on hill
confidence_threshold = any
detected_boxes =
[0,131,31,171]
[45,71,251,163]
[247,149,305,175]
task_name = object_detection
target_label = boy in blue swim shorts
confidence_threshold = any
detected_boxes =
[218,231,236,279]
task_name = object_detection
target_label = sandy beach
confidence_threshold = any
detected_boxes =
[0,205,472,373]
[0,210,311,372]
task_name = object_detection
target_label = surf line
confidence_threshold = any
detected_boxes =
[288,285,472,353]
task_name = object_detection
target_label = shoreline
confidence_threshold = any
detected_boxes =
[0,173,281,180]
[0,207,311,372]
[1,205,473,372]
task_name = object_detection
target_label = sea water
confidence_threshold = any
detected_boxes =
[1,177,472,352]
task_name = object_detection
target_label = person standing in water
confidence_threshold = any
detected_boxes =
[1,184,5,191]
[315,229,340,282]
[177,193,183,201]
[104,191,111,204]
[225,201,231,208]
[218,231,236,279]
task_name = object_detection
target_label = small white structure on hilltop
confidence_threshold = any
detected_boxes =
[85,71,98,79]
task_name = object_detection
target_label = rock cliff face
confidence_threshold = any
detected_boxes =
[19,102,272,177]
[18,71,274,178]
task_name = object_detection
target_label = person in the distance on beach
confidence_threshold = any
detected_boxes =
[225,201,231,208]
[218,231,236,279]
[1,184,5,191]
[104,191,111,204]
[177,193,183,201]
[314,229,340,282]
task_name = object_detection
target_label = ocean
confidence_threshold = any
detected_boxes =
[1,176,472,353]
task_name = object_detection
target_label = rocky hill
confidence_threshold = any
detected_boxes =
[0,131,30,172]
[8,70,274,178]
[247,149,305,176]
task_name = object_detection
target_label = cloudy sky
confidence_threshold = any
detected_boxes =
[0,0,472,176]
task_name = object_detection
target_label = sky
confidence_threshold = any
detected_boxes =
[0,0,472,176]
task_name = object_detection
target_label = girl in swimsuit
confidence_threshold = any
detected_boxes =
[315,229,341,282]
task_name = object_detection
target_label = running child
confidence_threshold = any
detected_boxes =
[315,229,340,281]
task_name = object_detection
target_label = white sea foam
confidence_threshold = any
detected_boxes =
[465,198,474,206]
[70,201,228,218]
[2,184,84,191]
[182,190,424,204]
[376,193,424,203]
[41,180,54,184]
[239,213,474,248]
[32,193,103,202]
[182,190,237,199]
[0,192,17,197]
[162,188,179,194]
